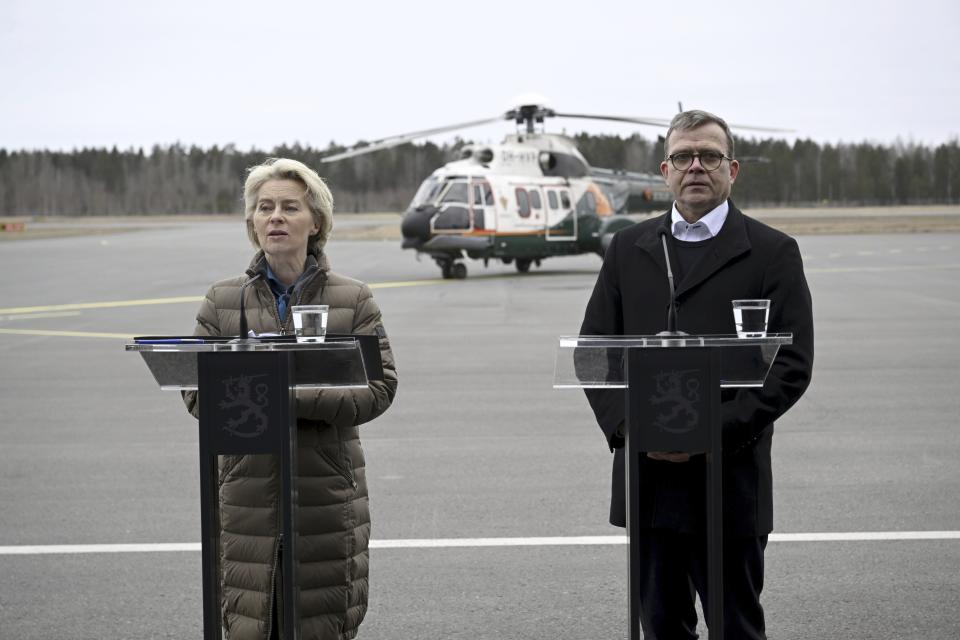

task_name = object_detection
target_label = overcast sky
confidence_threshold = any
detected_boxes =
[2,0,958,153]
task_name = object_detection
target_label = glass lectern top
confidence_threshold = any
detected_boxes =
[126,338,369,391]
[125,340,360,353]
[554,334,792,389]
[559,334,792,349]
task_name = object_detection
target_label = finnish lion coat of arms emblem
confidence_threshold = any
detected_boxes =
[218,374,270,438]
[648,369,701,434]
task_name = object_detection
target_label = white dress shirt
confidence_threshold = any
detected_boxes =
[670,200,729,241]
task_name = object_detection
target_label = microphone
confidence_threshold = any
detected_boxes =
[235,272,263,343]
[657,228,685,336]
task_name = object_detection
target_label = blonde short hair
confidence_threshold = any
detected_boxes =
[244,158,334,251]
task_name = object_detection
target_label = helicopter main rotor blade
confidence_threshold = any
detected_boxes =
[723,122,795,133]
[553,112,674,127]
[320,116,503,163]
[553,112,793,134]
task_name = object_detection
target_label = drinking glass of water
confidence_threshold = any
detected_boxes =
[292,305,328,343]
[732,299,770,338]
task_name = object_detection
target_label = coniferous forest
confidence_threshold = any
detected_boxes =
[1,133,957,216]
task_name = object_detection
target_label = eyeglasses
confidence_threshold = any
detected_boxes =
[665,151,732,172]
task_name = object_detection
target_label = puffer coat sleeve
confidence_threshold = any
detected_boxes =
[182,285,223,419]
[293,280,397,427]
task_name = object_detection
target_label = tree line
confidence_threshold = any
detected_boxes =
[1,134,957,216]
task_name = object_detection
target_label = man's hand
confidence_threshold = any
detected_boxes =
[646,451,691,463]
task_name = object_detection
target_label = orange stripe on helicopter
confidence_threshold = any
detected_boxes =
[586,182,614,217]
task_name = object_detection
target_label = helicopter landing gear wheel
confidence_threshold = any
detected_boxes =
[515,258,532,273]
[438,259,467,279]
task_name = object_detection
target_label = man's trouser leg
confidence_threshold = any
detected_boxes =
[691,534,768,640]
[633,529,700,640]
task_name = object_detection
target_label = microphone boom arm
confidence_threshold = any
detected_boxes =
[658,229,685,336]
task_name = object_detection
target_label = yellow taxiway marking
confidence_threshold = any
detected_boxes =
[0,311,82,321]
[3,261,957,324]
[370,278,449,289]
[0,295,204,315]
[0,328,133,339]
[806,263,960,274]
[0,278,451,339]
[0,278,451,316]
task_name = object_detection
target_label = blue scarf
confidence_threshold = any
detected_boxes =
[263,256,319,321]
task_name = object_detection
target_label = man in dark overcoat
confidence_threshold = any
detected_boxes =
[580,109,814,639]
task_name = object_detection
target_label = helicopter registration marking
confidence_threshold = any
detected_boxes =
[498,149,538,165]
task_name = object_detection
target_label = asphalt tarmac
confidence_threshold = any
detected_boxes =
[1,221,958,639]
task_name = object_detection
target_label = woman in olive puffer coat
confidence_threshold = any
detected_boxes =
[184,158,398,640]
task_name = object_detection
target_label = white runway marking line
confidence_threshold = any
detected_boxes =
[3,532,960,556]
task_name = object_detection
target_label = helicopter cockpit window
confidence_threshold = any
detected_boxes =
[516,188,530,218]
[529,189,542,210]
[540,152,589,178]
[547,191,559,210]
[560,191,571,209]
[411,176,443,207]
[472,182,494,208]
[584,190,597,213]
[440,181,469,204]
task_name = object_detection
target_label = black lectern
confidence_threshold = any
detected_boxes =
[127,336,375,640]
[555,333,791,640]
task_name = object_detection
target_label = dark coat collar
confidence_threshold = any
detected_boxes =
[244,248,330,315]
[245,246,331,279]
[634,199,752,297]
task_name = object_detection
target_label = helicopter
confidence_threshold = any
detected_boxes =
[320,99,785,279]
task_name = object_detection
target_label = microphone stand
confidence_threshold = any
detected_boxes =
[656,229,687,338]
[231,273,263,350]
